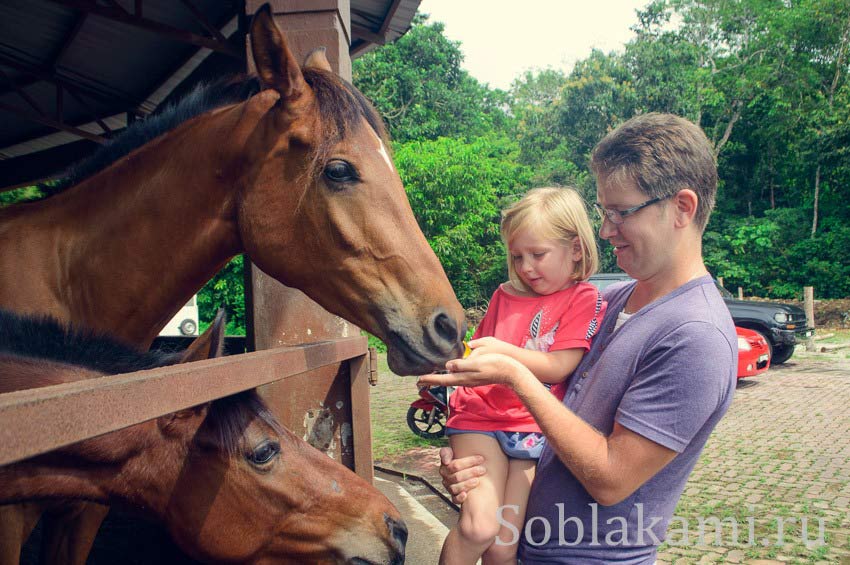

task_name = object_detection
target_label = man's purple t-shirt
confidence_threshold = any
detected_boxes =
[518,275,737,564]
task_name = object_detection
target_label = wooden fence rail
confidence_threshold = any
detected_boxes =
[0,336,369,468]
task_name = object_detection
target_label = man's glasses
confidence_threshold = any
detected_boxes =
[593,194,672,225]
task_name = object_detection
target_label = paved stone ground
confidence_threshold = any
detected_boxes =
[373,346,850,564]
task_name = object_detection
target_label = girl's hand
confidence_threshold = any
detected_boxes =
[467,337,517,358]
[417,353,530,389]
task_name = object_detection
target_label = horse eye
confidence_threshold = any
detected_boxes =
[323,160,358,185]
[247,440,280,467]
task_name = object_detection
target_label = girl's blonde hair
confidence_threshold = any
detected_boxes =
[501,187,599,293]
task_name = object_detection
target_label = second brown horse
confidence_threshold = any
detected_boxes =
[0,310,405,564]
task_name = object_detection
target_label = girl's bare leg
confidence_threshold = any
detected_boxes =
[439,434,509,565]
[482,458,535,565]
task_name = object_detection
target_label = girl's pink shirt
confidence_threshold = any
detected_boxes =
[447,281,606,432]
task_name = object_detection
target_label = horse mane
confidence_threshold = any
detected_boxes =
[40,68,390,198]
[0,309,283,456]
[0,309,182,374]
[41,77,263,197]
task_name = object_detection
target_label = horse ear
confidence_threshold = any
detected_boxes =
[303,47,333,72]
[178,309,226,363]
[249,4,307,102]
[158,404,209,436]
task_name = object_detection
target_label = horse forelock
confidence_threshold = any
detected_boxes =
[203,391,285,458]
[301,68,392,179]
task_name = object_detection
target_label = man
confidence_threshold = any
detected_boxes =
[419,113,737,563]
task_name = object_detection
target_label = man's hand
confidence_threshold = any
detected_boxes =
[417,353,531,389]
[438,447,486,504]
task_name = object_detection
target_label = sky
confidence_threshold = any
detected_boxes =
[416,1,649,91]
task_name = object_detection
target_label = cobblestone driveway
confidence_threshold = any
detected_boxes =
[657,352,850,564]
[375,349,850,564]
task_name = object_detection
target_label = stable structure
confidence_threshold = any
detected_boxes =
[0,0,421,478]
[1,1,424,561]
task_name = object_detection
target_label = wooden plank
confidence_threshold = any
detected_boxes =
[349,352,374,481]
[0,336,366,466]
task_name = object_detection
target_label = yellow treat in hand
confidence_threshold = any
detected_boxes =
[463,341,471,358]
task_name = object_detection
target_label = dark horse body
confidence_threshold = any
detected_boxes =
[0,6,463,564]
[0,310,406,564]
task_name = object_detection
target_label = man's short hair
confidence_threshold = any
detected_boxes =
[590,113,718,232]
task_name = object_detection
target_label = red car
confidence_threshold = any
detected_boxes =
[737,327,771,378]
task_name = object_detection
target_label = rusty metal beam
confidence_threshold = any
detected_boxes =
[348,349,374,482]
[178,0,227,42]
[378,0,402,36]
[0,54,130,106]
[0,68,47,117]
[48,0,241,58]
[0,101,106,144]
[0,337,368,466]
[56,83,63,122]
[49,12,89,70]
[63,83,112,135]
[351,22,386,46]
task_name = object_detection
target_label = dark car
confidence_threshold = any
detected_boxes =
[587,273,813,365]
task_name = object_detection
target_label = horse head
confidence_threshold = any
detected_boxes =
[233,6,467,375]
[154,315,407,564]
[0,311,406,564]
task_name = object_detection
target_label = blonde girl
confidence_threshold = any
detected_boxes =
[440,187,605,565]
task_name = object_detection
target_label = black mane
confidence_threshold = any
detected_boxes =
[0,309,284,455]
[0,309,181,375]
[41,77,263,197]
[39,67,389,198]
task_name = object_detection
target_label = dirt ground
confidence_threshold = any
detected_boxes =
[371,344,850,564]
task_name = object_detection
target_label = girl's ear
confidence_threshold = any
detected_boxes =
[571,236,583,262]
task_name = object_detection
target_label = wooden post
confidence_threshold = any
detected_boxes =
[243,0,372,480]
[718,276,724,288]
[804,286,816,351]
[738,287,744,300]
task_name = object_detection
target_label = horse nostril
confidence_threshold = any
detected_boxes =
[433,311,459,344]
[384,514,407,564]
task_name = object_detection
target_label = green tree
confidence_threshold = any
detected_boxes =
[395,135,532,306]
[353,15,509,143]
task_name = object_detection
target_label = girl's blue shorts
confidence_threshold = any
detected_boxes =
[446,427,546,460]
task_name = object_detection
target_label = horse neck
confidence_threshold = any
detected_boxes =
[0,423,185,517]
[0,358,192,515]
[23,106,247,345]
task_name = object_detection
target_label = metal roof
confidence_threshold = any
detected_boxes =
[0,0,421,191]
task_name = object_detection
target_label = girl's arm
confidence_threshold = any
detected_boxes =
[466,337,584,384]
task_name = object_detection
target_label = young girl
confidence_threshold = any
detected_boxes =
[441,187,605,565]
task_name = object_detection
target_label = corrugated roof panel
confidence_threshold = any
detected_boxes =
[0,0,423,187]
[0,1,76,68]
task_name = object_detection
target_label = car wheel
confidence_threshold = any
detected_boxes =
[751,329,774,363]
[179,319,197,336]
[771,343,795,365]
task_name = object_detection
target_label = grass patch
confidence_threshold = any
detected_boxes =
[369,351,447,460]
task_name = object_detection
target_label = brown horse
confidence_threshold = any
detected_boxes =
[0,5,463,563]
[0,4,465,374]
[0,310,406,564]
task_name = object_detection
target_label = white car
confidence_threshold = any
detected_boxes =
[158,295,199,336]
